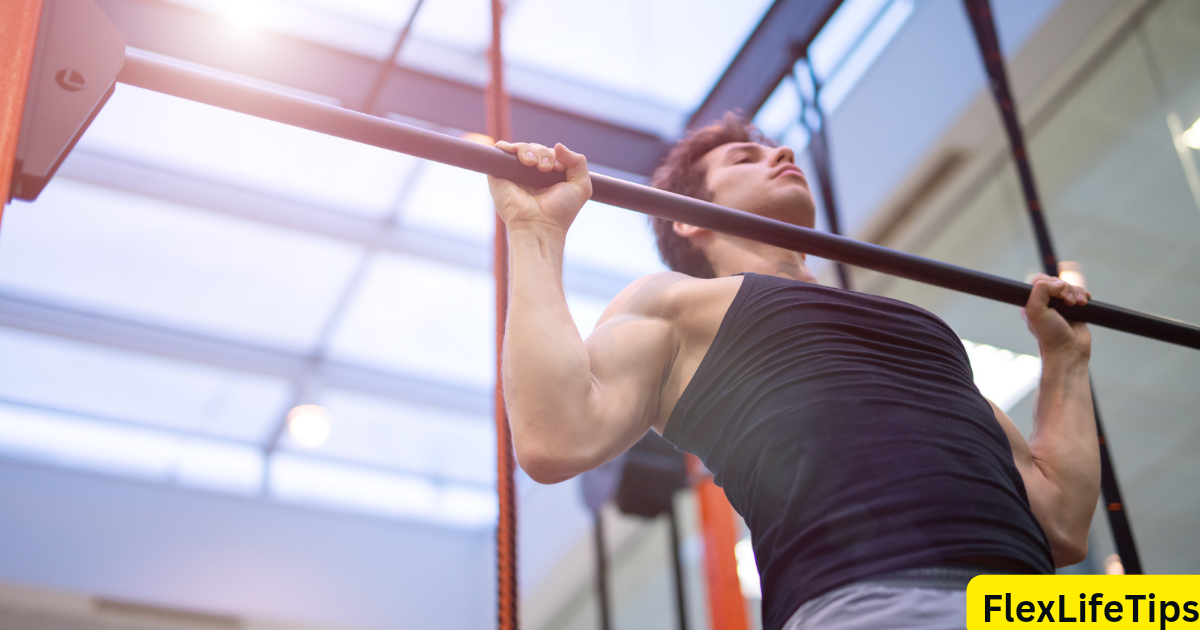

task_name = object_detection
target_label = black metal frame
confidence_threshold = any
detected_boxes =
[961,0,1142,573]
[689,0,842,128]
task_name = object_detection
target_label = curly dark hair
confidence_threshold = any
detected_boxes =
[648,112,776,278]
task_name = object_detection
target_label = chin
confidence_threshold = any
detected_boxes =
[770,196,817,229]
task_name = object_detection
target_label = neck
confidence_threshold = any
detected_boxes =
[704,234,817,283]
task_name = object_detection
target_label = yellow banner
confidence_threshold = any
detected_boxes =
[967,576,1200,628]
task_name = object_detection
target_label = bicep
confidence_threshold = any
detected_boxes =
[579,312,676,464]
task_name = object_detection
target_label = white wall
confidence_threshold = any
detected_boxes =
[0,459,494,630]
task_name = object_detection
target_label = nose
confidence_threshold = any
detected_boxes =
[770,145,795,165]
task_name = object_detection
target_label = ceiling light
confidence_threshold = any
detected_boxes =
[1182,117,1200,150]
[734,538,762,599]
[1058,261,1087,291]
[461,132,495,146]
[287,404,331,448]
[224,0,268,29]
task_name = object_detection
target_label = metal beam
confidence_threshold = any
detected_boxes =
[92,0,672,176]
[0,291,493,417]
[1,0,43,209]
[688,0,842,130]
[57,149,637,299]
[0,396,493,492]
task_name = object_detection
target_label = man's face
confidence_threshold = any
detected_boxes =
[699,142,817,228]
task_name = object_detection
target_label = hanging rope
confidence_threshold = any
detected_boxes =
[962,0,1142,574]
[486,0,518,627]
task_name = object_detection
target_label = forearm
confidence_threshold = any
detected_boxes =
[1028,351,1101,542]
[503,228,599,471]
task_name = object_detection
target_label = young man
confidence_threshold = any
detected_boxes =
[487,115,1099,630]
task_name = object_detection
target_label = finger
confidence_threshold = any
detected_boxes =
[1074,286,1089,306]
[494,140,515,153]
[1046,279,1077,306]
[1040,277,1073,302]
[555,143,592,194]
[535,145,557,172]
[1026,279,1052,317]
[509,143,541,167]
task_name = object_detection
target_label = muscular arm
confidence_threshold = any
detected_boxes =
[490,142,678,484]
[992,275,1100,567]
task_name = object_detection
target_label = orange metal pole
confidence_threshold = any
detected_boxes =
[690,454,749,630]
[487,0,516,628]
[0,0,43,217]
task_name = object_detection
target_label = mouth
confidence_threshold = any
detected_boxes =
[772,164,806,180]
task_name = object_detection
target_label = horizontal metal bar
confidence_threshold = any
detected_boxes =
[114,50,1200,351]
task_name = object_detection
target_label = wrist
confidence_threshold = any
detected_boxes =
[1040,346,1090,373]
[505,220,569,243]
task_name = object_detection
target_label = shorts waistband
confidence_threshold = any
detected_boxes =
[856,566,1012,591]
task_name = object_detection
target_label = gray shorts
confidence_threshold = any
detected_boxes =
[782,568,976,630]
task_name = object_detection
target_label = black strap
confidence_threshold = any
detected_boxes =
[961,0,1142,574]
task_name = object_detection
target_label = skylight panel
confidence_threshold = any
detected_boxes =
[79,85,417,219]
[437,485,498,528]
[563,202,669,282]
[0,404,181,480]
[781,125,813,156]
[818,0,915,114]
[172,438,265,494]
[0,179,363,352]
[409,0,491,51]
[325,253,494,389]
[809,0,892,81]
[269,452,440,519]
[753,0,915,138]
[0,327,291,443]
[503,0,774,112]
[400,162,494,243]
[285,389,495,486]
[163,0,406,59]
[270,452,495,527]
[753,77,803,141]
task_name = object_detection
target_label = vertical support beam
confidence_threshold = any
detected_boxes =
[667,501,690,630]
[0,0,43,214]
[961,0,1142,574]
[593,510,612,630]
[360,0,426,114]
[487,0,518,628]
[689,455,748,630]
[795,63,851,290]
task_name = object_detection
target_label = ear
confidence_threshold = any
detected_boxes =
[672,222,710,239]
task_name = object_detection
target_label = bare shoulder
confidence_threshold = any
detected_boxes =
[596,272,742,328]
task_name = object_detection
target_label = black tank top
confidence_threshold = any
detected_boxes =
[662,273,1053,630]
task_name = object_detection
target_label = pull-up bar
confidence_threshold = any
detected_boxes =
[115,49,1200,351]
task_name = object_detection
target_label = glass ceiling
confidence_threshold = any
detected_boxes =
[163,0,775,133]
[0,0,1047,530]
[0,77,669,527]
